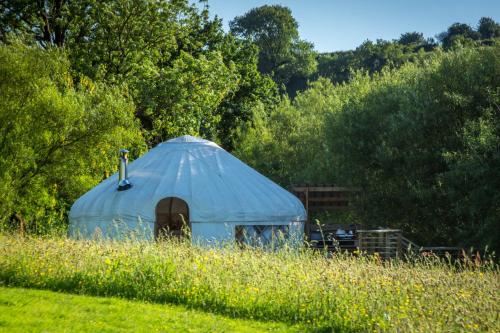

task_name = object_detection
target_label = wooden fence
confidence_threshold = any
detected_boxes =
[356,229,408,259]
[315,228,462,259]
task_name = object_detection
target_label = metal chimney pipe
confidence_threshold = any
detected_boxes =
[118,149,132,191]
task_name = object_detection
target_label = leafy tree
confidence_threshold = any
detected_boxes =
[0,0,92,47]
[65,0,218,83]
[234,76,376,187]
[230,5,316,96]
[66,0,273,146]
[316,51,356,84]
[135,50,239,144]
[314,19,497,88]
[442,108,500,252]
[329,46,499,250]
[437,18,500,49]
[215,37,279,149]
[438,22,480,49]
[234,79,337,186]
[237,45,500,251]
[315,39,432,84]
[0,0,277,148]
[477,17,500,39]
[398,32,425,45]
[0,41,144,233]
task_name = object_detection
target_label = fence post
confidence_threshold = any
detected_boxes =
[357,230,363,253]
[396,231,402,258]
[305,188,309,239]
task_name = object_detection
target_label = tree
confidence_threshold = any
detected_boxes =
[135,50,239,144]
[438,22,480,49]
[329,46,500,250]
[215,36,279,149]
[398,32,425,45]
[66,0,275,146]
[316,51,357,84]
[315,39,431,84]
[0,0,92,47]
[234,78,338,186]
[0,41,144,233]
[478,17,500,39]
[229,5,316,96]
[65,0,225,83]
[237,45,500,252]
[0,0,278,148]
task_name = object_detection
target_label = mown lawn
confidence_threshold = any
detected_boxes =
[0,287,302,333]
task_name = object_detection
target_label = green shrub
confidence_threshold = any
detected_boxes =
[0,41,145,234]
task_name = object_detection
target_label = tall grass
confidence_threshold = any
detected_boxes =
[0,234,498,332]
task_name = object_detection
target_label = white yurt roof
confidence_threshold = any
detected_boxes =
[69,135,306,225]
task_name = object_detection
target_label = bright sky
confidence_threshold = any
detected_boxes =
[198,0,500,52]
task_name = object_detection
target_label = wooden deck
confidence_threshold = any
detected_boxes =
[293,185,462,259]
[309,228,463,259]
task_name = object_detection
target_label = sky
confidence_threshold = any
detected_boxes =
[197,0,500,52]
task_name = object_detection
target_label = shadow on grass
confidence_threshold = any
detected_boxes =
[0,280,361,333]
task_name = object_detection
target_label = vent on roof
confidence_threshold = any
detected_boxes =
[118,149,132,191]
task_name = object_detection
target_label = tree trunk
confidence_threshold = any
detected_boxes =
[14,213,26,237]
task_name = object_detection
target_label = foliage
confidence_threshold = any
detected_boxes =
[234,77,364,186]
[398,32,426,46]
[230,5,317,96]
[0,41,144,234]
[0,0,277,147]
[64,0,277,146]
[60,0,240,144]
[478,17,500,39]
[316,17,498,86]
[215,37,279,149]
[316,39,436,85]
[1,236,498,332]
[329,46,500,249]
[437,18,499,49]
[0,0,91,47]
[438,23,481,49]
[441,99,500,251]
[0,287,300,333]
[236,45,500,251]
[135,50,239,143]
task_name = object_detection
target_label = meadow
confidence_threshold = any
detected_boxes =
[0,235,498,332]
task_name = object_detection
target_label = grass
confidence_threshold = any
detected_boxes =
[0,234,499,332]
[0,287,301,332]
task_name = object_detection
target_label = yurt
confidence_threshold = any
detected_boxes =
[69,135,306,245]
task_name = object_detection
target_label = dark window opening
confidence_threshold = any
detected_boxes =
[235,225,290,247]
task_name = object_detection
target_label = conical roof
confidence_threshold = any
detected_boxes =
[69,135,306,225]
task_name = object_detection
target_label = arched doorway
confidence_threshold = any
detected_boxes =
[154,197,190,239]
